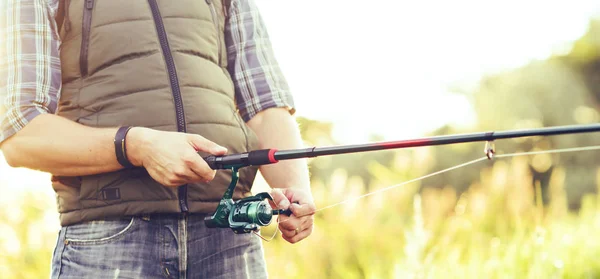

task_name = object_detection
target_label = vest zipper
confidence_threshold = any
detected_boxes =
[79,0,95,77]
[206,0,223,65]
[147,0,189,212]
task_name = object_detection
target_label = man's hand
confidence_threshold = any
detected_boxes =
[270,188,316,244]
[126,127,227,187]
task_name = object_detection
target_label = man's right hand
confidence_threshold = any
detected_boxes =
[126,127,227,187]
[0,114,225,180]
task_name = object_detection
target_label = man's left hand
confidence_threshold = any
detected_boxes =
[270,188,316,244]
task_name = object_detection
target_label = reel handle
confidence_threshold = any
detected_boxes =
[203,149,279,170]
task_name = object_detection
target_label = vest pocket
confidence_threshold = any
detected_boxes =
[80,0,95,77]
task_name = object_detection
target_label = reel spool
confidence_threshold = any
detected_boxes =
[204,167,290,233]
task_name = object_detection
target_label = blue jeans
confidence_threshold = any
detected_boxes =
[50,213,268,278]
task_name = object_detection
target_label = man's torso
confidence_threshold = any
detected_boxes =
[51,0,260,226]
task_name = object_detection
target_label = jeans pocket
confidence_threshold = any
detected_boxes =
[64,217,136,246]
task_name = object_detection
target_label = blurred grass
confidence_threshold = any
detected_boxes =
[260,152,600,279]
[0,190,59,279]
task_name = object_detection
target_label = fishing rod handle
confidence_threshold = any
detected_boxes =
[273,201,300,216]
[203,149,279,169]
[274,208,293,216]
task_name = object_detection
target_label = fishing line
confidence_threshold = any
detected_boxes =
[256,145,600,241]
[315,145,600,214]
[314,157,488,213]
[253,218,281,242]
[494,145,600,158]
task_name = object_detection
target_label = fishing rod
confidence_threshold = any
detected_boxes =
[202,123,600,234]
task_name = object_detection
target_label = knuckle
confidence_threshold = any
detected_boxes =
[167,175,181,185]
[280,222,294,230]
[201,169,216,180]
[164,179,177,187]
[296,209,309,217]
[282,224,297,232]
[289,219,301,227]
[194,135,208,145]
[282,230,294,238]
[305,218,314,226]
[182,154,197,165]
[173,168,187,177]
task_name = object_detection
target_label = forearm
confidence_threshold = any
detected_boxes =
[247,108,310,191]
[1,114,124,176]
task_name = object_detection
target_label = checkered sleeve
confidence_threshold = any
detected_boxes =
[225,0,296,122]
[0,0,61,144]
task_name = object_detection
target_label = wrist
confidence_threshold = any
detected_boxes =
[125,127,151,167]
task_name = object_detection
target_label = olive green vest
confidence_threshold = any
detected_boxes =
[52,0,260,226]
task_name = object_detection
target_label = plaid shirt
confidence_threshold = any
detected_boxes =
[0,0,294,144]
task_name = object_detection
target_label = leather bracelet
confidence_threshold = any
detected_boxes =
[114,126,135,168]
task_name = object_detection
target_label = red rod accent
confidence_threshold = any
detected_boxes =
[268,149,278,163]
[204,123,600,169]
[377,139,432,149]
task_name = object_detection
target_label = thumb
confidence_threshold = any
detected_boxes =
[270,188,291,209]
[188,135,227,155]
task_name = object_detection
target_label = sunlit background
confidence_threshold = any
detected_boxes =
[2,0,600,278]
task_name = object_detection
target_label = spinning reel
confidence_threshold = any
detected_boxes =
[203,150,290,234]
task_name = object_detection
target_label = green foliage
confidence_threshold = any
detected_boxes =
[432,18,600,208]
[0,191,59,279]
[562,19,600,65]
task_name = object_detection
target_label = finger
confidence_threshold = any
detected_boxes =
[182,151,216,182]
[301,216,314,229]
[289,202,317,217]
[188,135,227,155]
[278,187,315,207]
[161,173,187,187]
[278,216,303,232]
[277,188,296,202]
[278,188,314,204]
[282,225,314,244]
[147,168,185,187]
[281,217,314,238]
[175,164,217,184]
[270,188,291,210]
[280,227,297,239]
[168,167,198,186]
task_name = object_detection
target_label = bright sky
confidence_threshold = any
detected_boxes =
[1,1,600,193]
[255,0,600,143]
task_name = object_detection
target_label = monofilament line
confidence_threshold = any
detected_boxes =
[257,145,600,241]
[494,145,600,158]
[254,217,281,242]
[315,157,488,213]
[314,145,600,214]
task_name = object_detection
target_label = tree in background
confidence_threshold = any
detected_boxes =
[425,19,600,210]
